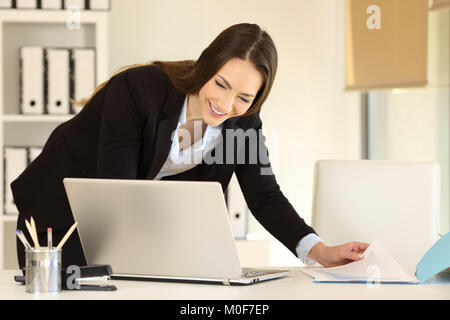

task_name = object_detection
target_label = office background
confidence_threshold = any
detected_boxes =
[107,0,450,266]
[1,0,449,269]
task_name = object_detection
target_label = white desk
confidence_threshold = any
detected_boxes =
[1,267,449,300]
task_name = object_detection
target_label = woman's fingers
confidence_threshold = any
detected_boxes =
[350,241,370,253]
[343,248,365,261]
[344,242,370,261]
[321,241,372,267]
[357,242,370,252]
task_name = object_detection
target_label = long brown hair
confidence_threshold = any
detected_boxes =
[71,23,278,117]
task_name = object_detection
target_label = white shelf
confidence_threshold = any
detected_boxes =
[0,9,109,270]
[1,215,17,222]
[0,9,108,24]
[2,114,74,122]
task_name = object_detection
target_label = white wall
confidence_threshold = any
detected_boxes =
[108,0,362,266]
[369,9,450,237]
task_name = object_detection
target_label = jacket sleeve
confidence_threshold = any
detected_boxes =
[234,118,317,257]
[96,71,147,179]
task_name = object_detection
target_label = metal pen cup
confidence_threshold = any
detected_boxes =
[25,247,62,293]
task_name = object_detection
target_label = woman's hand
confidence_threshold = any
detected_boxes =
[307,241,370,268]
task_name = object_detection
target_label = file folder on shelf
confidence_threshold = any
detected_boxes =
[65,0,85,9]
[70,48,96,114]
[41,0,62,9]
[28,147,43,163]
[89,0,110,10]
[20,46,44,115]
[226,173,248,239]
[4,147,28,215]
[45,48,70,115]
[0,0,12,8]
[16,0,37,8]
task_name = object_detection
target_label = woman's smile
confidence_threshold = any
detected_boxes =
[208,100,227,118]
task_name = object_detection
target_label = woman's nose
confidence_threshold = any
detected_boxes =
[221,96,234,113]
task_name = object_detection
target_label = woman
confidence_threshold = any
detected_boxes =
[12,23,368,270]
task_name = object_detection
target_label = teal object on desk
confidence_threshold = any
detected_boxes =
[415,232,450,283]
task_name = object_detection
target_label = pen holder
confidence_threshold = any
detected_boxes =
[25,247,62,293]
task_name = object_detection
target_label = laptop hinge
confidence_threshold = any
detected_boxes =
[222,279,230,286]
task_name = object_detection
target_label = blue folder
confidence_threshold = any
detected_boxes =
[415,232,450,283]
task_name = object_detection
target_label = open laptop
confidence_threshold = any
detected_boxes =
[62,178,291,285]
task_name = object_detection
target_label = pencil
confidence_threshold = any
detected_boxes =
[25,219,40,249]
[56,222,78,250]
[16,230,32,250]
[47,227,52,249]
[30,217,41,249]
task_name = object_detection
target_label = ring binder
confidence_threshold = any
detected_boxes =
[20,46,44,115]
[44,48,70,115]
[16,0,37,9]
[0,0,12,8]
[41,0,62,9]
[88,0,109,10]
[64,0,85,9]
[4,147,28,215]
[226,173,248,239]
[70,48,96,114]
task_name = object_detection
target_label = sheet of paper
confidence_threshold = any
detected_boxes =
[300,240,419,283]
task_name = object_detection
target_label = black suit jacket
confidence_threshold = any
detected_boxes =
[11,64,316,268]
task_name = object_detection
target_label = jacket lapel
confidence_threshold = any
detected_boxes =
[146,87,186,180]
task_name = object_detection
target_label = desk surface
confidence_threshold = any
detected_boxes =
[1,267,449,300]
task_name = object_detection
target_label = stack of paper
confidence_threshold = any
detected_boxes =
[300,240,419,283]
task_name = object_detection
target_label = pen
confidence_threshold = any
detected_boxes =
[47,227,52,249]
[16,230,32,250]
[25,219,40,249]
[30,217,41,249]
[56,222,78,250]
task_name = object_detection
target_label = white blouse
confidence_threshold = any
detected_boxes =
[154,96,223,180]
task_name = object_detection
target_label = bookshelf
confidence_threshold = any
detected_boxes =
[0,9,109,269]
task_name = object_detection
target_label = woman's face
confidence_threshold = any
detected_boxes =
[196,58,264,127]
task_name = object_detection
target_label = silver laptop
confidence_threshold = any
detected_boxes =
[63,178,291,285]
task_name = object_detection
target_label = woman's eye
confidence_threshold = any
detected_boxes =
[215,80,250,103]
[215,80,225,88]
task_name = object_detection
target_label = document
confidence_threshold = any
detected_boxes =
[300,240,419,283]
